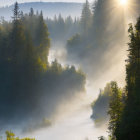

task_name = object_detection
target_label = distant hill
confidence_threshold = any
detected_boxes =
[0,2,83,20]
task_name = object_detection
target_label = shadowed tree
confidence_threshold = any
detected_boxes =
[12,2,20,21]
[116,17,140,140]
[81,0,92,36]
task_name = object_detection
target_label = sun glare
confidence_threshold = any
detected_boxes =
[120,0,128,5]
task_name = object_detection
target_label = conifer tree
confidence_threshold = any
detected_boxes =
[108,81,123,140]
[116,17,140,140]
[35,11,50,70]
[12,2,20,22]
[29,8,34,17]
[10,2,26,65]
[81,0,92,36]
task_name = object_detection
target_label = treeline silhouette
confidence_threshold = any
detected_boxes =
[46,15,81,42]
[0,2,85,128]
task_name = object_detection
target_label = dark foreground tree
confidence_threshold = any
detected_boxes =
[116,17,140,140]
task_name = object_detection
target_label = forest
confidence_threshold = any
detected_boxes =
[0,1,85,134]
[0,0,140,139]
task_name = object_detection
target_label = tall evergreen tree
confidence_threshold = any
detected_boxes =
[116,17,140,140]
[12,2,20,21]
[108,81,123,140]
[35,11,50,70]
[10,3,26,64]
[81,0,92,36]
[29,8,34,17]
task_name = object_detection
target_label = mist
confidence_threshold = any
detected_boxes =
[42,0,140,139]
[0,0,140,139]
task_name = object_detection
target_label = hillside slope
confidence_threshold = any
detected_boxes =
[0,2,83,20]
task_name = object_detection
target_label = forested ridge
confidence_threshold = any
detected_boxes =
[46,16,81,42]
[0,2,82,20]
[0,2,85,130]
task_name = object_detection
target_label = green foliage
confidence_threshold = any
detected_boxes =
[66,0,92,61]
[0,2,85,128]
[91,83,111,126]
[115,17,140,140]
[67,34,82,57]
[6,131,15,139]
[46,15,80,42]
[12,2,20,21]
[81,0,92,36]
[108,82,124,140]
[106,17,140,140]
[92,81,125,139]
[5,131,35,140]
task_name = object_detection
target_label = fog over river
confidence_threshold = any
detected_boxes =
[24,91,108,140]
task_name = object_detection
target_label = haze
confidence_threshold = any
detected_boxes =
[0,0,94,7]
[0,0,140,139]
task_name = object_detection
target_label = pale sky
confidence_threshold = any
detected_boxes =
[0,0,94,7]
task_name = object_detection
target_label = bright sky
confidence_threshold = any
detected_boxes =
[0,0,94,7]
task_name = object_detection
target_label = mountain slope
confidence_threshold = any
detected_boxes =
[0,2,83,20]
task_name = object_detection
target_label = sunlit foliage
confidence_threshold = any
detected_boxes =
[108,82,124,140]
[91,81,124,130]
[6,131,35,140]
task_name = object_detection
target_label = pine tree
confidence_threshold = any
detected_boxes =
[108,81,123,140]
[35,11,50,70]
[12,2,20,22]
[81,0,92,36]
[29,8,34,17]
[116,17,140,140]
[10,16,26,64]
[8,2,28,105]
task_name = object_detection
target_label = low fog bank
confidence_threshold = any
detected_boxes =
[22,94,108,140]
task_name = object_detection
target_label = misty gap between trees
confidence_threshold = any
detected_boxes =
[0,0,140,139]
